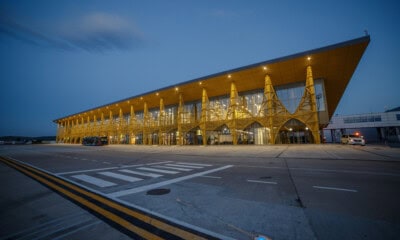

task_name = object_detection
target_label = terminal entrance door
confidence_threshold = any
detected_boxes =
[185,127,202,145]
[277,119,313,144]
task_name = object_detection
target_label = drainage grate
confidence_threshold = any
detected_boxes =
[146,188,171,195]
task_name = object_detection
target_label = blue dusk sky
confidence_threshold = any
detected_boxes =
[1,0,399,137]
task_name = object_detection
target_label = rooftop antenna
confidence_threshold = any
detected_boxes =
[364,29,369,36]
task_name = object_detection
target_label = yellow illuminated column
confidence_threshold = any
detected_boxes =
[66,120,69,143]
[200,88,208,145]
[109,110,113,144]
[177,93,183,145]
[101,113,105,136]
[305,65,321,144]
[81,117,85,142]
[118,108,123,144]
[93,115,97,136]
[143,102,149,145]
[86,116,90,136]
[159,98,165,145]
[130,105,135,144]
[230,82,238,145]
[130,105,135,124]
[264,74,275,144]
[69,120,72,143]
[74,119,78,143]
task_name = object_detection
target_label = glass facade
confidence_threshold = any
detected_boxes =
[58,75,327,145]
[207,96,229,121]
[275,79,326,113]
[239,90,264,117]
[276,83,305,114]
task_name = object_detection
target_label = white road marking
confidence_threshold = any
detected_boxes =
[56,161,170,175]
[166,164,204,169]
[200,175,222,179]
[109,165,234,197]
[247,179,277,185]
[119,169,162,178]
[57,165,141,175]
[72,174,116,187]
[176,162,212,167]
[313,186,358,192]
[136,167,179,174]
[153,165,193,171]
[4,157,235,240]
[146,161,173,166]
[98,172,143,182]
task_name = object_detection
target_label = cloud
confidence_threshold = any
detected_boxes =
[0,15,73,50]
[0,12,144,53]
[60,12,144,52]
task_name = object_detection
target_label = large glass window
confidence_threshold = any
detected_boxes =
[276,82,305,113]
[239,90,264,116]
[148,108,159,127]
[135,111,144,126]
[208,96,229,121]
[162,105,177,126]
[182,101,201,124]
[344,115,382,124]
[314,80,326,111]
[275,79,326,113]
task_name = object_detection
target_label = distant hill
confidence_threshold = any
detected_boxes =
[0,136,56,144]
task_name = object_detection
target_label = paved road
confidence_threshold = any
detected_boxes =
[0,144,399,240]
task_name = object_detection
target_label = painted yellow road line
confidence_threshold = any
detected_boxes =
[0,157,163,240]
[0,156,216,240]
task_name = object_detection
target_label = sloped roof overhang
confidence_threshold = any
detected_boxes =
[54,35,370,123]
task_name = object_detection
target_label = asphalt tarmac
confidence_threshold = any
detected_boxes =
[1,144,399,240]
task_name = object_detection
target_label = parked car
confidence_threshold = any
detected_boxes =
[341,134,365,146]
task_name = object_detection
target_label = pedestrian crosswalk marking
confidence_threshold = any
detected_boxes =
[69,162,215,189]
[176,162,212,167]
[136,167,179,174]
[153,165,193,171]
[119,169,162,178]
[72,174,116,187]
[98,172,143,182]
[166,164,204,169]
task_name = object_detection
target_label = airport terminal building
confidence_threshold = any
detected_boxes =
[324,106,400,145]
[54,36,370,145]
